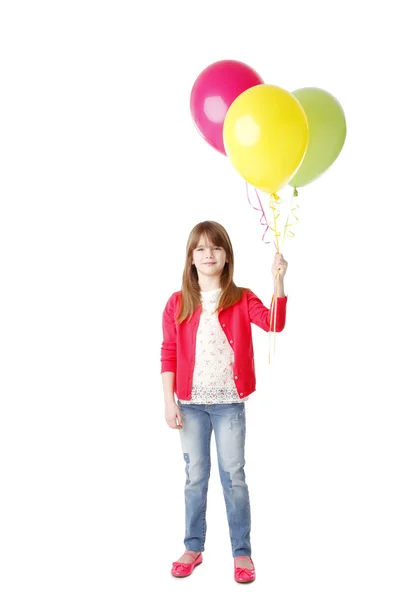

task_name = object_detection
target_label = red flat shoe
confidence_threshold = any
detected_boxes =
[234,556,256,583]
[171,551,203,578]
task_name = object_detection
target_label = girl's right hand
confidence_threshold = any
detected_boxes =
[165,402,183,429]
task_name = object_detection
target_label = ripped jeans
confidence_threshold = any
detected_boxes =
[177,401,251,558]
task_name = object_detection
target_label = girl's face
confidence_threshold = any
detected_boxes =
[191,234,227,279]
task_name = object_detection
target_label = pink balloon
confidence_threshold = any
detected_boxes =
[190,60,264,155]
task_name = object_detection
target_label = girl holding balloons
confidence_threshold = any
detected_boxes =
[161,220,288,583]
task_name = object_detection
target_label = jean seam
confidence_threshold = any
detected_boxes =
[200,424,212,549]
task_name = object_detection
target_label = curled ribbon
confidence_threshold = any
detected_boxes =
[268,192,283,364]
[268,190,300,363]
[282,187,299,247]
[244,185,289,365]
[268,192,282,253]
[245,182,272,245]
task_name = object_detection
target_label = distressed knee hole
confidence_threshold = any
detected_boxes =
[228,412,243,430]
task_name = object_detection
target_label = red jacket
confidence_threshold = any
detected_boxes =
[161,289,288,401]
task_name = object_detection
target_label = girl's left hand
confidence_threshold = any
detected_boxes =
[272,253,288,279]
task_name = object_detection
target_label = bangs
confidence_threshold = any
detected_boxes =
[192,225,225,251]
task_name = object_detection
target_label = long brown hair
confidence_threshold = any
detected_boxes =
[177,221,249,324]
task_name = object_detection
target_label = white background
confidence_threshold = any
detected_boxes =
[1,1,399,598]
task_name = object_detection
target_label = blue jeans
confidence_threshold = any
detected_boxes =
[177,401,251,558]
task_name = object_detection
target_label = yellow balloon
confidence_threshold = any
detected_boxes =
[223,84,309,193]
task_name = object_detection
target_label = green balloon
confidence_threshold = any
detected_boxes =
[289,87,346,188]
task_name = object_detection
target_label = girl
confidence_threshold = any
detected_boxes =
[161,221,288,583]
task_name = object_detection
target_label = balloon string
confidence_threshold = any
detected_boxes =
[268,272,281,364]
[268,192,283,363]
[282,187,299,248]
[269,189,300,363]
[245,186,285,364]
[246,182,272,245]
[268,193,282,253]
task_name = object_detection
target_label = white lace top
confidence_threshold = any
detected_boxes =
[181,288,248,405]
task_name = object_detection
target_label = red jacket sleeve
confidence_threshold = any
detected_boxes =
[247,290,288,332]
[160,293,177,373]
